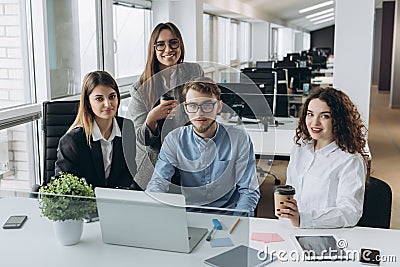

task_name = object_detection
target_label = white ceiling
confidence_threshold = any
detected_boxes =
[204,0,384,32]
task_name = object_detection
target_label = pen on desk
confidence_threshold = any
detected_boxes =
[206,218,222,242]
[206,228,216,241]
[229,218,240,234]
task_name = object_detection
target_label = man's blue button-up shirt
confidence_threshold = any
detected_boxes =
[146,123,260,213]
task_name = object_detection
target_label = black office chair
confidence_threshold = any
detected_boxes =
[30,100,79,197]
[42,100,80,185]
[357,177,392,229]
[274,69,289,117]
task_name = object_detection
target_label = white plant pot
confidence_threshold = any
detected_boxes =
[53,219,83,246]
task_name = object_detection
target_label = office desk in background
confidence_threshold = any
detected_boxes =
[311,76,334,87]
[220,117,297,157]
[1,197,399,266]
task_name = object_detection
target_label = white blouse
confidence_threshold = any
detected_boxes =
[286,141,366,228]
[92,118,121,179]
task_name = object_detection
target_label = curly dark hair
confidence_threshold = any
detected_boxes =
[295,87,367,155]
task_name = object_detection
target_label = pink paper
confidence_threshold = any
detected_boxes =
[251,232,285,243]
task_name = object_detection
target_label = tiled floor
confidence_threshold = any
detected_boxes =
[258,85,400,229]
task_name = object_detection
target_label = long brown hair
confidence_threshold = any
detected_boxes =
[295,87,367,155]
[69,71,120,144]
[139,22,185,108]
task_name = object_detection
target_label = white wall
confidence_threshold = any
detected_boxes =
[152,0,203,62]
[303,32,311,51]
[278,27,293,60]
[294,31,303,52]
[251,22,269,61]
[334,0,375,127]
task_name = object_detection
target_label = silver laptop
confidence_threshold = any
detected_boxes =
[95,188,208,253]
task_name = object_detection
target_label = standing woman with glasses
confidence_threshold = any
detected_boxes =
[129,22,204,188]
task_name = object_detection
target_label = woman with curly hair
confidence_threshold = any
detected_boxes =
[277,87,367,228]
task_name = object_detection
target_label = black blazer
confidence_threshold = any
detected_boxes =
[54,117,141,190]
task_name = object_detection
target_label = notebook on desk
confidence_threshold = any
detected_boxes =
[204,245,276,267]
[95,188,208,253]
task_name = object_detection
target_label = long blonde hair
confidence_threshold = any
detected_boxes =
[139,22,185,109]
[69,71,120,144]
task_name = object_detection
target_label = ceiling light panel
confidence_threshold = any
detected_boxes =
[306,8,334,19]
[313,16,335,24]
[299,1,334,13]
[309,12,335,22]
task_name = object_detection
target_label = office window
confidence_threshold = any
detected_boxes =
[203,13,211,63]
[217,17,229,65]
[0,0,33,110]
[230,20,238,62]
[113,3,150,79]
[270,27,278,60]
[239,21,251,62]
[0,121,38,190]
[47,0,99,98]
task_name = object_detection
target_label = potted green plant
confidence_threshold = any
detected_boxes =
[39,172,96,246]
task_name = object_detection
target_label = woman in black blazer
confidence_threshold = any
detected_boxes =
[55,71,141,190]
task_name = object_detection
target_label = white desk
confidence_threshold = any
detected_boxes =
[220,117,297,157]
[1,197,399,266]
[311,76,334,87]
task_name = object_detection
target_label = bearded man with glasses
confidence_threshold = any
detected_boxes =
[146,77,260,215]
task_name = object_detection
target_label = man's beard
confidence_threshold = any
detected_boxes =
[192,119,216,133]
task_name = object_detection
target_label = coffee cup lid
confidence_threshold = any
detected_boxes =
[274,185,295,195]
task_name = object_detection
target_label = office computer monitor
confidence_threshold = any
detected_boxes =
[312,55,327,69]
[217,83,274,119]
[287,68,311,93]
[288,53,301,61]
[240,68,275,93]
[275,60,297,68]
[256,61,275,69]
[297,56,310,68]
[316,47,331,57]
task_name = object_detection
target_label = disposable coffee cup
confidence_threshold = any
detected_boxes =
[274,185,295,217]
[160,94,176,119]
